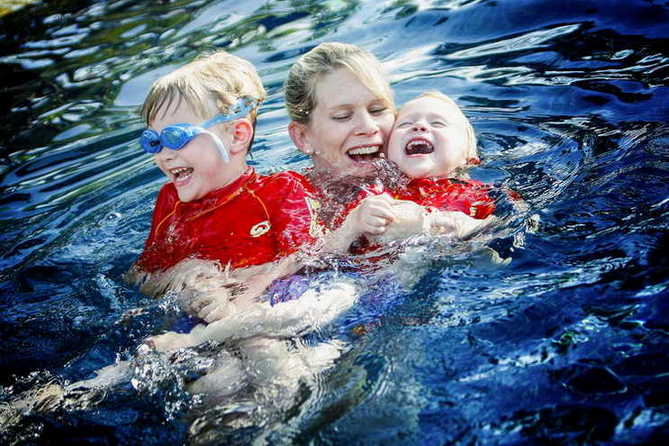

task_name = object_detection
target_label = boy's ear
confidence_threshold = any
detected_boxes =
[288,121,312,154]
[228,119,254,155]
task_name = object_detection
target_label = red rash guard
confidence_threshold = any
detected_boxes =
[335,177,496,229]
[136,167,321,273]
[394,177,496,219]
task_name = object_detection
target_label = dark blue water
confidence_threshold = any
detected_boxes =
[1,0,668,444]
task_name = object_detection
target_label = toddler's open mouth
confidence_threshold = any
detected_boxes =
[405,138,434,155]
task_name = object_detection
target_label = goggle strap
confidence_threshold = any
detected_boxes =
[202,97,259,128]
[197,129,230,162]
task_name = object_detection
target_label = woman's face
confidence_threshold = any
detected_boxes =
[297,68,395,177]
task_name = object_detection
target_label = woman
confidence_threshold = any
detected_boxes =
[284,42,404,230]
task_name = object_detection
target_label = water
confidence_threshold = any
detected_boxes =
[1,0,668,444]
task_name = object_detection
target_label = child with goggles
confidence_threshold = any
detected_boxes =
[128,50,323,295]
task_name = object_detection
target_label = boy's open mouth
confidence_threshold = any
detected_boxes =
[405,138,434,155]
[170,167,193,184]
[347,145,382,162]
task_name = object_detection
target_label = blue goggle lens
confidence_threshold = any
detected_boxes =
[161,125,192,150]
[140,129,162,154]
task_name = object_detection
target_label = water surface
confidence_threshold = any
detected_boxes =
[1,0,668,444]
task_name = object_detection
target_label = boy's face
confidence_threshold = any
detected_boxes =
[150,103,235,202]
[387,96,470,179]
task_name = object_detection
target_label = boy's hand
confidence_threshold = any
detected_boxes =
[143,330,198,352]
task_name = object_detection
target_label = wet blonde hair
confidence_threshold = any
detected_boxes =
[284,42,395,123]
[140,50,267,127]
[407,90,478,160]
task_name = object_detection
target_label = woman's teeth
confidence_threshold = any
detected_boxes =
[347,145,380,161]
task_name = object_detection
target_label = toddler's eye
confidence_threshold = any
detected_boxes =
[431,120,447,127]
[397,121,413,129]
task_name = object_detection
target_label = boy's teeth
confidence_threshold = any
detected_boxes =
[171,167,193,179]
[348,146,379,156]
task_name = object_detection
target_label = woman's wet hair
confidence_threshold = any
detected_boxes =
[284,42,395,124]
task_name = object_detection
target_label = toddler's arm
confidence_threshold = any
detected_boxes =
[428,210,497,239]
[145,276,359,352]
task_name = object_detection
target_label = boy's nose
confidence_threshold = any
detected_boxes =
[154,147,175,161]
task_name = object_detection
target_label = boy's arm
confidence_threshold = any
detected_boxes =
[145,275,359,352]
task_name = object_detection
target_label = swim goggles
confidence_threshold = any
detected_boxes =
[139,97,259,163]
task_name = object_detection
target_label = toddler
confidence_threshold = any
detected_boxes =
[340,91,498,245]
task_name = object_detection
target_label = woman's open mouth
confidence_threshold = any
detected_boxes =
[347,145,383,162]
[405,138,434,155]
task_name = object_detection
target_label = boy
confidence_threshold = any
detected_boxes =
[128,50,322,295]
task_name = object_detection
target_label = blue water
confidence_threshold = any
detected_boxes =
[1,0,668,444]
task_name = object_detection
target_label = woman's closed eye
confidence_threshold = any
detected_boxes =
[332,113,352,121]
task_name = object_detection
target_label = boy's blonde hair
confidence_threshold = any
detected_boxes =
[140,50,267,129]
[285,42,395,123]
[410,90,478,160]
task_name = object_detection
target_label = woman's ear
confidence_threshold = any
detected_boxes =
[288,121,313,154]
[228,119,254,155]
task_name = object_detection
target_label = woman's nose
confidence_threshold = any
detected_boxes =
[354,111,379,135]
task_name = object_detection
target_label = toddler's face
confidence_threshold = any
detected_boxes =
[150,103,233,202]
[387,96,469,179]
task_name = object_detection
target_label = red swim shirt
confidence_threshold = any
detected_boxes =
[394,177,496,219]
[136,167,321,273]
[334,176,496,230]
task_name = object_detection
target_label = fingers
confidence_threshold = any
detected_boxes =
[357,195,397,225]
[190,293,215,313]
[198,301,220,321]
[363,215,393,235]
[203,305,228,323]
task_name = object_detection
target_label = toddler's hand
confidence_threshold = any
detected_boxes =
[374,200,429,242]
[348,194,397,236]
[198,299,235,323]
[427,211,459,235]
